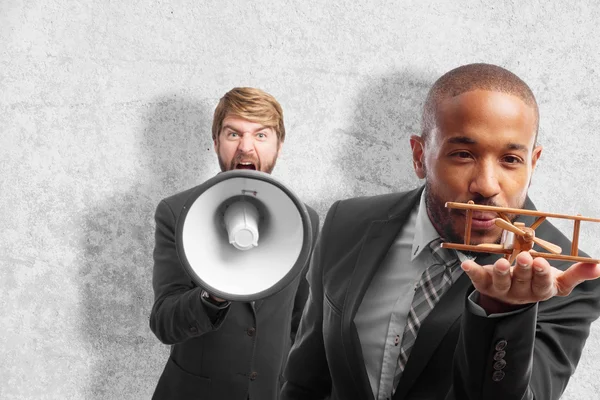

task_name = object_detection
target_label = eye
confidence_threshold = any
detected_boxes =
[257,132,267,139]
[502,155,523,164]
[451,151,472,159]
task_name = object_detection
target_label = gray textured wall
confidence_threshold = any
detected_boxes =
[2,1,599,399]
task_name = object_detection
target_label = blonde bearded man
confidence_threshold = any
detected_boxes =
[150,88,319,400]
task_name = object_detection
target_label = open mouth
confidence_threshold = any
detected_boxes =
[235,162,256,170]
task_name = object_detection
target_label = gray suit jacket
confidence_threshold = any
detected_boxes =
[150,184,319,400]
[281,187,600,400]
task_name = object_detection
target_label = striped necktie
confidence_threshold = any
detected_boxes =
[393,237,462,390]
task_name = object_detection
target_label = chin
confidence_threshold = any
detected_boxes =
[442,222,498,246]
[468,230,503,246]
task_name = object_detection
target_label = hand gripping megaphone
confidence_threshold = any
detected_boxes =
[175,170,314,302]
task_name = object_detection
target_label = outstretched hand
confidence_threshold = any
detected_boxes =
[461,252,600,314]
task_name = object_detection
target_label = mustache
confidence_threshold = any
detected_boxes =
[452,197,519,222]
[460,196,502,208]
[229,154,260,167]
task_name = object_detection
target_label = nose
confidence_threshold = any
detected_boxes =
[237,134,255,153]
[469,160,501,199]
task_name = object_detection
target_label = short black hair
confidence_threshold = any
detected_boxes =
[421,63,539,143]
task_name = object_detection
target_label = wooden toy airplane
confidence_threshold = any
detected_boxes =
[440,201,600,264]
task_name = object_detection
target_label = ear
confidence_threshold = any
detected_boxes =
[213,137,219,155]
[410,135,426,179]
[531,145,543,170]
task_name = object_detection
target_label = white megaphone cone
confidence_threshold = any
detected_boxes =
[175,170,314,302]
[223,201,260,250]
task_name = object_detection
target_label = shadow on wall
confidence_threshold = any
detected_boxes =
[78,95,216,399]
[337,70,434,197]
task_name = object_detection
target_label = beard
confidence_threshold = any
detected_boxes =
[424,180,525,256]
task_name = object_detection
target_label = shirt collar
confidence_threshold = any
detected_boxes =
[411,190,473,263]
[411,190,439,261]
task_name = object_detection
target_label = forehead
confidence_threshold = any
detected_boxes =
[433,89,537,147]
[221,114,274,132]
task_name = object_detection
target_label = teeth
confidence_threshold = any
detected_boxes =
[240,162,253,165]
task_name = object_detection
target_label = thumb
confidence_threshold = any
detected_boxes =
[556,263,600,296]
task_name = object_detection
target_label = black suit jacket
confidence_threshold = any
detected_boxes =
[149,185,319,400]
[281,187,600,400]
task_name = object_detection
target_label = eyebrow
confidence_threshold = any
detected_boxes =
[446,136,529,152]
[447,136,477,145]
[221,124,269,133]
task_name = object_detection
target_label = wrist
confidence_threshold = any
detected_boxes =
[478,293,528,315]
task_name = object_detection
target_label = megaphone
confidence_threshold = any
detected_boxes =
[176,170,314,302]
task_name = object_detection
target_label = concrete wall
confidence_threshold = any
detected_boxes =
[2,1,599,398]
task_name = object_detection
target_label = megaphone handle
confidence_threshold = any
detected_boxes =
[201,290,229,306]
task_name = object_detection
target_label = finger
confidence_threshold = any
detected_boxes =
[461,259,491,292]
[556,263,600,296]
[530,256,554,298]
[491,257,512,294]
[510,252,534,298]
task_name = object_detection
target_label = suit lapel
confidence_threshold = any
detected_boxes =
[340,188,423,400]
[393,250,504,399]
[391,197,539,399]
[393,272,472,400]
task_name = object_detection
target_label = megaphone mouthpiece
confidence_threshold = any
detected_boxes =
[223,200,260,250]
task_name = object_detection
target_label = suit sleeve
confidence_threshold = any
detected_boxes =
[281,203,338,400]
[149,199,230,345]
[290,207,320,345]
[453,271,600,400]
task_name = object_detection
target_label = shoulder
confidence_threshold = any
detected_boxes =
[523,198,590,264]
[336,191,408,211]
[330,188,420,223]
[304,204,319,226]
[157,185,203,219]
[533,220,590,260]
[320,188,421,238]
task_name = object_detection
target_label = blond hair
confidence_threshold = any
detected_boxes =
[212,87,285,142]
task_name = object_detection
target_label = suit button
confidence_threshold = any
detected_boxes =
[190,326,198,333]
[492,370,505,382]
[249,371,258,380]
[493,359,507,370]
[495,340,508,351]
[247,327,256,336]
[493,351,506,360]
